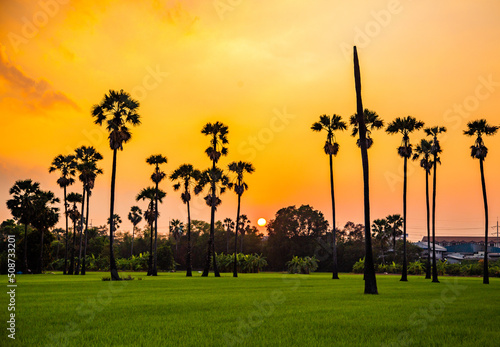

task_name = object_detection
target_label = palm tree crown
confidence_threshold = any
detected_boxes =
[311,114,347,155]
[170,164,201,204]
[464,119,499,160]
[412,139,434,173]
[194,167,229,209]
[49,154,76,189]
[386,116,424,158]
[349,109,384,148]
[147,155,168,183]
[128,206,143,226]
[228,161,255,196]
[202,121,229,163]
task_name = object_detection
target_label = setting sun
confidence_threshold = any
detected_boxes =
[257,218,267,227]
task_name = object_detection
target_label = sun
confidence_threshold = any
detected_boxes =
[257,218,267,227]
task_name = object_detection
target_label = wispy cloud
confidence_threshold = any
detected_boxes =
[0,44,79,113]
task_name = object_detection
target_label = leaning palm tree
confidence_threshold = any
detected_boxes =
[136,187,166,276]
[92,89,141,280]
[199,121,229,277]
[49,154,76,274]
[66,192,82,275]
[7,179,40,272]
[412,139,433,279]
[195,166,229,277]
[228,161,255,277]
[353,46,378,294]
[425,126,447,283]
[128,206,143,257]
[386,116,424,281]
[311,114,347,279]
[170,164,201,277]
[146,154,167,276]
[464,119,499,285]
[74,146,103,275]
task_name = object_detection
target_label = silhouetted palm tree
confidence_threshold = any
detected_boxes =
[199,121,229,277]
[75,146,103,275]
[66,192,82,275]
[372,218,390,264]
[170,219,184,261]
[31,190,59,273]
[7,179,40,272]
[49,154,76,274]
[385,214,403,262]
[237,214,250,254]
[425,126,447,283]
[223,218,234,254]
[136,187,165,275]
[464,119,499,285]
[146,154,167,276]
[228,161,255,277]
[92,89,141,280]
[311,114,347,279]
[128,206,142,257]
[353,46,378,294]
[412,139,433,279]
[386,116,424,281]
[350,109,384,149]
[171,164,201,277]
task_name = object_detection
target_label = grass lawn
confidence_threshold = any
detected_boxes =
[1,272,498,346]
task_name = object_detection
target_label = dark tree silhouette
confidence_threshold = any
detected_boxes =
[312,114,347,279]
[128,206,143,257]
[49,154,76,274]
[92,89,141,281]
[66,192,82,275]
[464,119,499,285]
[223,218,234,254]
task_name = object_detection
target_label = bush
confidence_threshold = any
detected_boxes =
[352,258,364,274]
[286,256,319,274]
[408,261,424,275]
[215,253,268,273]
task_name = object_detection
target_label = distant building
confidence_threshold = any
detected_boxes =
[421,236,500,249]
[418,236,500,262]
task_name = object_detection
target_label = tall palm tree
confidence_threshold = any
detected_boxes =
[223,218,234,254]
[386,116,424,281]
[237,214,250,254]
[385,214,403,262]
[311,114,347,279]
[425,126,447,283]
[349,109,384,149]
[74,146,103,275]
[31,190,59,274]
[195,166,229,277]
[372,218,390,264]
[136,187,166,276]
[170,164,201,277]
[146,154,167,276]
[199,121,229,277]
[66,192,82,275]
[7,179,40,272]
[49,154,76,274]
[92,89,141,280]
[170,219,184,258]
[412,139,433,279]
[128,206,143,257]
[464,119,499,285]
[227,161,255,277]
[353,46,378,294]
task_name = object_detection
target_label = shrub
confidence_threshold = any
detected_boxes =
[408,261,424,275]
[352,258,364,274]
[286,256,319,274]
[215,253,268,273]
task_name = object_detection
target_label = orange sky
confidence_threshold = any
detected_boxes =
[1,0,500,241]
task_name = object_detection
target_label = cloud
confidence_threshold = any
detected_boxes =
[0,44,79,113]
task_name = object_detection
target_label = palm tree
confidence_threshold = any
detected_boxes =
[170,219,184,258]
[146,154,167,276]
[385,214,403,262]
[66,192,82,275]
[49,154,76,274]
[223,218,234,254]
[199,121,229,277]
[349,109,384,149]
[353,46,378,294]
[170,164,201,277]
[311,114,347,279]
[7,179,40,272]
[237,214,251,254]
[128,206,143,257]
[31,190,59,273]
[92,89,141,280]
[425,126,447,283]
[372,218,390,264]
[412,139,433,279]
[386,116,424,281]
[464,119,499,285]
[228,161,255,278]
[107,214,122,232]
[74,146,103,275]
[136,187,166,276]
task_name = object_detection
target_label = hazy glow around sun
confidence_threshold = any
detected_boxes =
[257,218,267,227]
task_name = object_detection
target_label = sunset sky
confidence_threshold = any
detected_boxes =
[1,0,500,241]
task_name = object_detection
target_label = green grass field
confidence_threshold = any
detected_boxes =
[1,272,498,346]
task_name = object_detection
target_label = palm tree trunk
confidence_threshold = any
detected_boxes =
[401,154,408,281]
[69,217,77,275]
[63,186,69,275]
[75,188,86,275]
[431,153,439,283]
[354,46,378,294]
[148,220,153,276]
[329,153,339,280]
[425,169,431,279]
[81,190,90,275]
[233,194,241,277]
[153,181,159,276]
[186,200,192,277]
[24,223,29,273]
[479,159,489,284]
[109,149,120,281]
[131,225,135,257]
[39,229,44,274]
[240,231,244,254]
